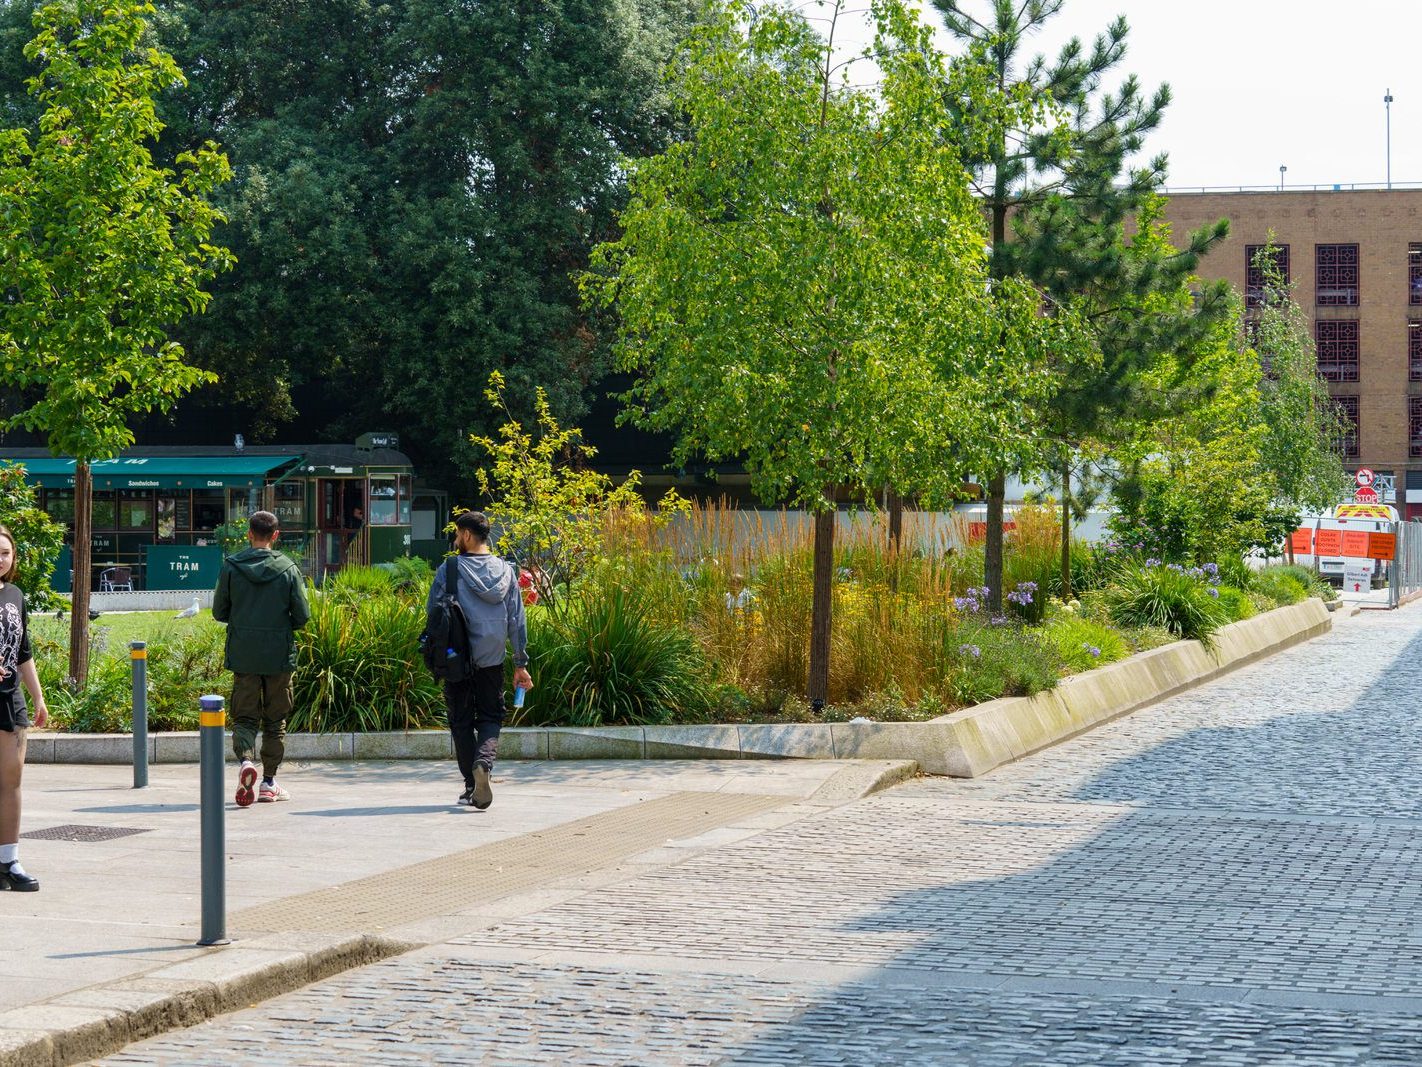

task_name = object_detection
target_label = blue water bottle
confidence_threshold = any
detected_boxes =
[513,686,526,709]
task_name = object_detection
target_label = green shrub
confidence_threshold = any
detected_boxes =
[941,620,1062,707]
[1066,541,1116,596]
[1265,562,1336,602]
[324,565,397,602]
[517,589,712,727]
[1043,615,1129,673]
[291,592,443,732]
[1250,568,1310,607]
[1214,555,1254,591]
[388,555,435,597]
[41,625,221,732]
[1247,591,1277,615]
[1106,564,1229,644]
[1214,585,1255,622]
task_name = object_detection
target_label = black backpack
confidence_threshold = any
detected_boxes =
[420,557,474,682]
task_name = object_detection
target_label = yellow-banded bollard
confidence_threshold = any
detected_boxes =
[198,694,230,946]
[130,641,147,789]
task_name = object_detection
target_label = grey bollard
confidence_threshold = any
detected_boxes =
[130,642,148,789]
[197,694,230,946]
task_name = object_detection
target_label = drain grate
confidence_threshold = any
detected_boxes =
[21,824,151,843]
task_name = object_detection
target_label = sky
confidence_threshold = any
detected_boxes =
[827,0,1421,191]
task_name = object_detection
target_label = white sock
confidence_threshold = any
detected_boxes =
[5,860,26,877]
[0,843,16,865]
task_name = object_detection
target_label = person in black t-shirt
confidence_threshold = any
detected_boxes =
[0,524,48,892]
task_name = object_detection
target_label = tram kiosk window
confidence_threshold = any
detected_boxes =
[92,492,116,531]
[44,489,75,527]
[398,475,412,524]
[119,490,153,532]
[192,491,225,532]
[229,487,264,522]
[368,474,398,524]
[273,481,304,528]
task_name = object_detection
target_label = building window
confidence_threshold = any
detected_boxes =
[1316,243,1359,306]
[1411,322,1422,381]
[1245,244,1289,307]
[1411,398,1422,459]
[1333,396,1360,458]
[1411,244,1422,305]
[118,489,153,532]
[1315,320,1360,382]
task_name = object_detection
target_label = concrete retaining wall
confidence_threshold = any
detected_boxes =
[88,590,215,612]
[29,599,1331,777]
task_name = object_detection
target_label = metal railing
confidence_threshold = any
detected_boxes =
[1165,181,1422,195]
[1389,521,1422,608]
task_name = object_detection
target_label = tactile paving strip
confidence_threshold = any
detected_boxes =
[234,791,786,934]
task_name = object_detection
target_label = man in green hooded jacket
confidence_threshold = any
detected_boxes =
[212,510,310,807]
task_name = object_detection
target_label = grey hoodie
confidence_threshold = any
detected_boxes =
[426,553,529,669]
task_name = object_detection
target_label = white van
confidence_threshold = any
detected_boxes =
[1297,504,1397,586]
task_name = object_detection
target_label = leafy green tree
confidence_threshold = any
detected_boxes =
[1248,241,1352,528]
[586,0,1060,704]
[1109,316,1272,565]
[931,0,1231,607]
[470,371,682,601]
[0,463,65,610]
[0,1,232,683]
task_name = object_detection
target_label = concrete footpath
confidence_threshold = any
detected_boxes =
[0,757,913,1064]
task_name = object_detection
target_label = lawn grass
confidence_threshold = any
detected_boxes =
[30,609,224,659]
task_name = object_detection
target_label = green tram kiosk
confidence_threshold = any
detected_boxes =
[1,437,417,591]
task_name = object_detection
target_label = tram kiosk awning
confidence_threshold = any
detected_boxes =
[3,455,301,489]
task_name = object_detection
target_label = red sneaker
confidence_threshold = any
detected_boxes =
[235,761,258,808]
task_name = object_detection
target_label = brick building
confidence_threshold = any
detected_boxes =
[1161,187,1422,517]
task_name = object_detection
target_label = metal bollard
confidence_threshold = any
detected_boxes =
[197,694,230,946]
[130,642,148,789]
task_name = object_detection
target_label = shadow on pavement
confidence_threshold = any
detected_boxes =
[709,627,1422,1063]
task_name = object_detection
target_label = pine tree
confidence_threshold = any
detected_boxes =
[931,0,1230,604]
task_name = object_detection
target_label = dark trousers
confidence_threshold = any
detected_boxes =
[445,665,505,786]
[231,672,293,779]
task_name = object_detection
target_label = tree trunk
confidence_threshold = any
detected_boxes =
[984,472,1005,613]
[807,500,835,709]
[68,460,92,686]
[1060,459,1073,600]
[887,491,903,554]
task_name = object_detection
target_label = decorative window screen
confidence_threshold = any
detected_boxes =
[1315,320,1360,382]
[1316,244,1359,306]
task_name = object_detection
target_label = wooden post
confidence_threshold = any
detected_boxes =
[68,459,92,685]
[807,496,835,708]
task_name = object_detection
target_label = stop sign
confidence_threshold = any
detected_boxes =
[1355,485,1380,503]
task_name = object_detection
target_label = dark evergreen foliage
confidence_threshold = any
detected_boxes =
[0,0,699,489]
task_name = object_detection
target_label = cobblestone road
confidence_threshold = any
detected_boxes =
[103,610,1422,1064]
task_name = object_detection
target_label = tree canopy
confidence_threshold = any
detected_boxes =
[0,0,701,488]
[586,0,1075,701]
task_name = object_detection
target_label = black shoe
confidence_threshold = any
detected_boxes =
[472,765,493,810]
[457,786,475,806]
[0,861,38,892]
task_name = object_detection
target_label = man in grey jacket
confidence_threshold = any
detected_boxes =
[427,510,532,810]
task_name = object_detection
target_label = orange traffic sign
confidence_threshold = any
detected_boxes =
[1314,528,1342,555]
[1369,532,1397,561]
[1290,528,1312,555]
